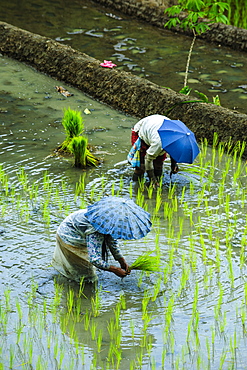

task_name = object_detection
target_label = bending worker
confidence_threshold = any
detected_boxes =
[130,114,179,185]
[52,208,129,284]
[52,196,152,284]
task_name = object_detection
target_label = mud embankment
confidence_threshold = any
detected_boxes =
[0,21,247,158]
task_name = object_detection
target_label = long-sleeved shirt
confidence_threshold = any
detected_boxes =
[56,209,123,270]
[133,114,170,170]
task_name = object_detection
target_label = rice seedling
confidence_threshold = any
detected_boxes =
[111,181,115,196]
[147,182,154,199]
[107,317,116,341]
[151,275,162,301]
[115,329,122,349]
[66,289,75,316]
[169,331,175,354]
[116,176,124,196]
[83,310,91,331]
[178,262,191,297]
[69,136,87,168]
[128,181,133,199]
[0,306,9,336]
[15,298,23,322]
[128,251,160,272]
[141,289,150,319]
[164,295,175,337]
[91,289,102,318]
[167,182,176,200]
[136,185,145,208]
[75,173,86,200]
[96,329,103,353]
[135,348,144,369]
[141,329,152,351]
[42,198,51,224]
[56,108,99,168]
[108,342,122,369]
[154,188,162,214]
[162,347,167,368]
[129,319,135,340]
[60,107,84,151]
[119,293,126,310]
[150,356,156,370]
[4,289,11,312]
[90,321,97,340]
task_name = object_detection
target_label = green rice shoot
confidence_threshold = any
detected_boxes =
[61,107,84,151]
[129,251,160,272]
[86,149,100,167]
[69,136,87,168]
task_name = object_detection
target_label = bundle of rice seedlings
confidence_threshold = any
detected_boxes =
[129,252,160,272]
[69,136,87,168]
[69,137,100,168]
[61,107,84,151]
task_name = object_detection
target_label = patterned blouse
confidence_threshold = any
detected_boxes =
[57,209,123,270]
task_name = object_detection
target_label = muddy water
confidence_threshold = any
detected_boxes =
[1,55,247,370]
[0,54,135,288]
[0,0,247,113]
[1,2,247,369]
[0,56,135,174]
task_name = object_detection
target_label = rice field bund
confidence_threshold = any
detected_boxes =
[0,134,247,370]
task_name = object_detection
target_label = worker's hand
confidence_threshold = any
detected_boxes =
[170,165,179,178]
[147,170,159,188]
[109,265,130,278]
[118,257,129,272]
[171,164,179,174]
[151,179,160,189]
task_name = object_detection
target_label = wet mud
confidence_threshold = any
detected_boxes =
[0,21,247,158]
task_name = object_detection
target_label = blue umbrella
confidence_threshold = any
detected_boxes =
[158,119,200,163]
[84,196,152,240]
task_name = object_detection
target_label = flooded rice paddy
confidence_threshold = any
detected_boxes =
[1,0,247,114]
[1,53,247,369]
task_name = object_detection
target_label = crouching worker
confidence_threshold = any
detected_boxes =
[52,196,152,283]
[128,114,179,187]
